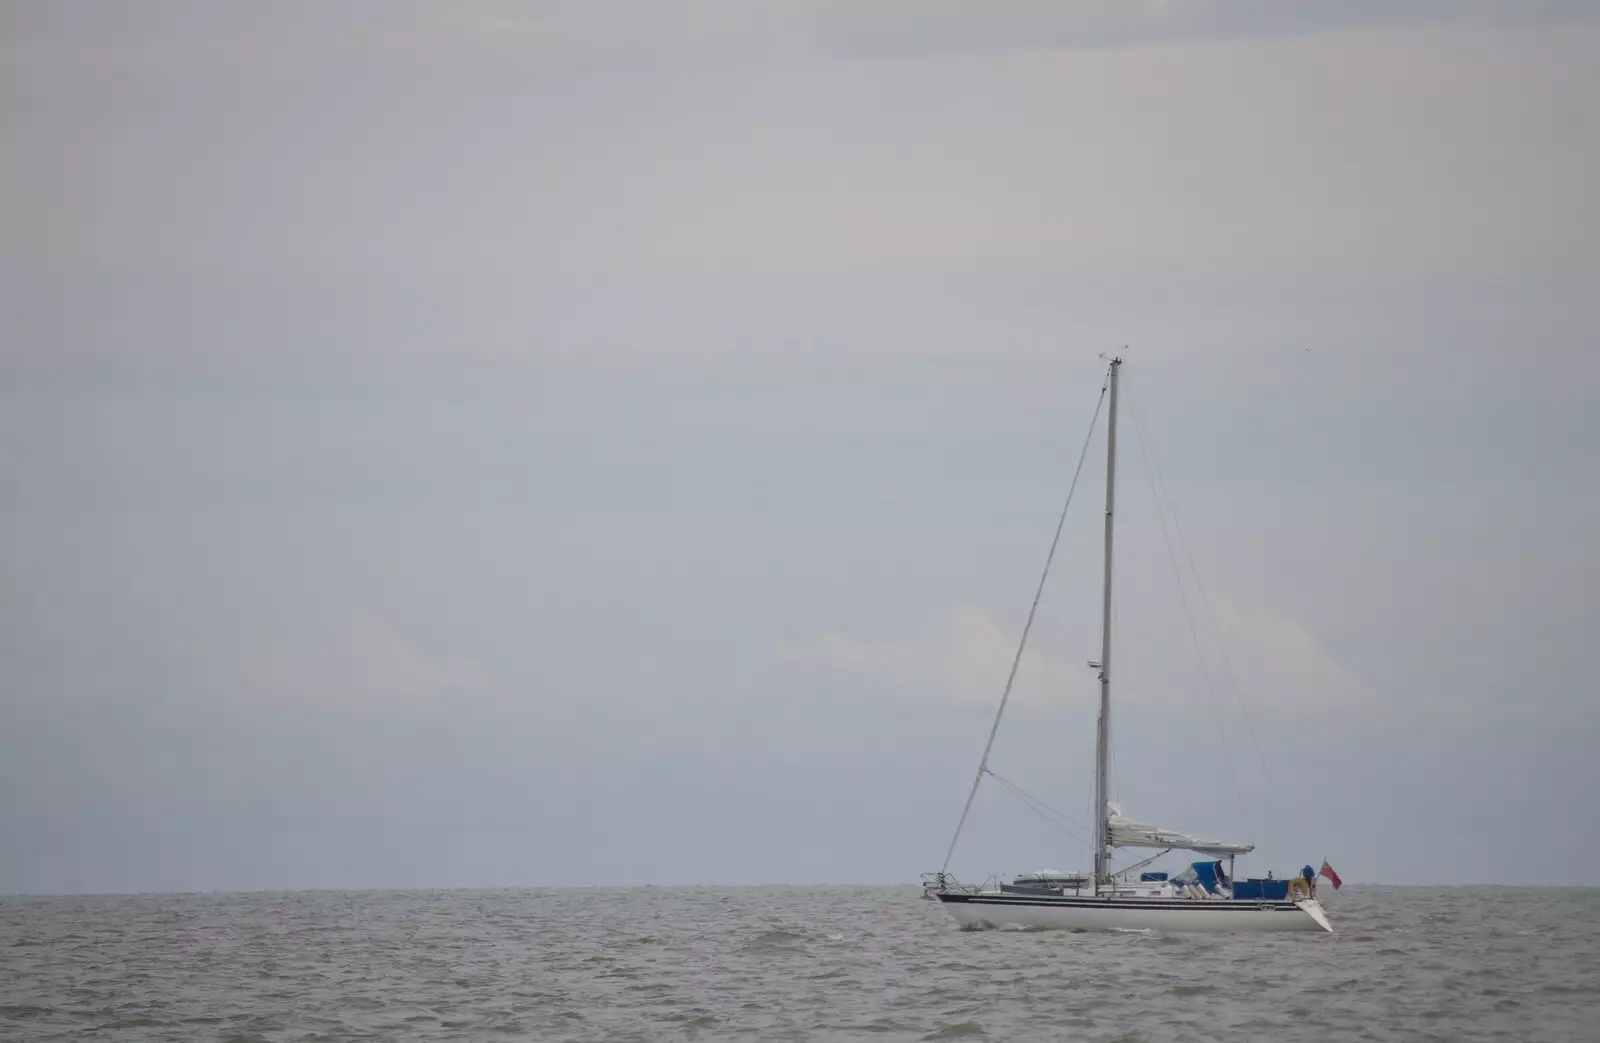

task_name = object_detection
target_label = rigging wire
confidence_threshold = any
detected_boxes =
[1123,372,1249,821]
[1124,379,1283,810]
[940,374,1109,874]
[983,768,1091,846]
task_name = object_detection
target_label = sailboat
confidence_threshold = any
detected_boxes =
[922,357,1333,934]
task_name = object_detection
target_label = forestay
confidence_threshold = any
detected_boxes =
[1106,802,1254,857]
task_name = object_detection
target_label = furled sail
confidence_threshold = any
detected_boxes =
[1106,802,1254,856]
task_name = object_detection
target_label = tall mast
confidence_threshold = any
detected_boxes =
[1093,356,1122,889]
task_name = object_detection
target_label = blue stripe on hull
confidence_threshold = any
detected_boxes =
[936,893,1304,913]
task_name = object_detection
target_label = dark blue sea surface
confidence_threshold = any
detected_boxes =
[2,885,1594,1041]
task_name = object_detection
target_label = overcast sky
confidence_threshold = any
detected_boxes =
[3,1,1598,894]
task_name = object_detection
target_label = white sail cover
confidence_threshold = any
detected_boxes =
[1106,802,1254,856]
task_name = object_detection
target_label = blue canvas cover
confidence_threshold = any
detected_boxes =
[1233,878,1291,900]
[1191,860,1226,892]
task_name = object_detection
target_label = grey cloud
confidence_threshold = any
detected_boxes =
[7,8,1598,291]
[804,0,1600,59]
[11,2,1597,77]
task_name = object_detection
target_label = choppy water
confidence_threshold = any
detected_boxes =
[2,886,1596,1041]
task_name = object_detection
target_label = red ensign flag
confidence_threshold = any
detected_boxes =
[1319,859,1343,890]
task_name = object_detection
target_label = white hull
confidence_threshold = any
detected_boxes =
[937,892,1331,933]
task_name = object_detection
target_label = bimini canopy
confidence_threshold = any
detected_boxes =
[1107,802,1254,857]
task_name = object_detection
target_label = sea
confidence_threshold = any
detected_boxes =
[2,885,1595,1042]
